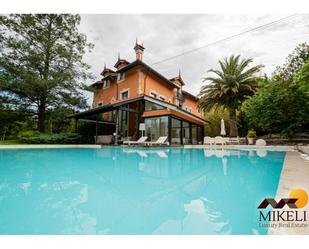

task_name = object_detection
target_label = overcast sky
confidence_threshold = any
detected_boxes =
[79,14,309,104]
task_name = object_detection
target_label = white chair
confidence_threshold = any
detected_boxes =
[123,136,148,146]
[204,136,214,145]
[255,139,267,146]
[214,136,226,145]
[227,137,240,145]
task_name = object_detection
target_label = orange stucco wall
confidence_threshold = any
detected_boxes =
[182,95,201,117]
[141,71,175,103]
[92,65,202,119]
[93,69,139,108]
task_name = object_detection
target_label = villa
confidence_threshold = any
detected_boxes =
[70,42,207,145]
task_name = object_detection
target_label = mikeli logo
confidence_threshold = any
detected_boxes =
[258,189,308,229]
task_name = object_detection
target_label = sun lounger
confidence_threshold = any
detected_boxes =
[145,136,169,146]
[214,136,226,145]
[204,136,215,145]
[123,136,148,145]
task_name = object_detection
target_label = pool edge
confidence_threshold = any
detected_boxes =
[268,151,309,235]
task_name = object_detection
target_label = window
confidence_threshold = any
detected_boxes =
[145,101,166,111]
[150,91,157,98]
[117,72,125,82]
[192,125,197,144]
[159,96,166,101]
[171,118,181,145]
[145,116,168,142]
[182,121,190,144]
[103,79,110,88]
[120,90,129,99]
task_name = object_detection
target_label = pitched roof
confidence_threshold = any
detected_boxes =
[169,75,185,86]
[117,60,180,89]
[114,58,130,69]
[100,67,116,76]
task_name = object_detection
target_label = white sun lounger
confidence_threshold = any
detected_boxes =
[204,136,215,145]
[214,136,226,145]
[145,136,169,146]
[123,136,148,146]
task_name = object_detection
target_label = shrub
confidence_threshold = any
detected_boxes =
[17,130,40,139]
[247,130,257,138]
[20,133,81,144]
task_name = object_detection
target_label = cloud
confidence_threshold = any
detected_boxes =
[78,14,309,104]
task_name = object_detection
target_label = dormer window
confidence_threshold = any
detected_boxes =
[103,79,110,88]
[117,72,125,82]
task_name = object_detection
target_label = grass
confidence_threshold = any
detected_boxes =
[0,139,22,145]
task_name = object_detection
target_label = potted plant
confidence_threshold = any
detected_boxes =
[247,130,257,145]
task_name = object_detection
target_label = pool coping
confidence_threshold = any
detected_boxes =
[268,151,309,235]
[0,144,102,149]
[184,144,295,151]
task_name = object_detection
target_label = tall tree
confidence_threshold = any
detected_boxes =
[273,43,309,82]
[0,14,93,132]
[198,55,263,137]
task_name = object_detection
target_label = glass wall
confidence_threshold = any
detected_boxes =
[191,125,197,144]
[182,121,190,144]
[145,101,166,111]
[171,118,181,144]
[145,115,204,145]
[197,126,203,144]
[145,116,168,141]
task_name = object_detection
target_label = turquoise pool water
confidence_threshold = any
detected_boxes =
[0,147,285,235]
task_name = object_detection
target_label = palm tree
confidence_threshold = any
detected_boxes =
[198,55,263,137]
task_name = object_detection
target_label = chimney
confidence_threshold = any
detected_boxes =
[134,39,145,61]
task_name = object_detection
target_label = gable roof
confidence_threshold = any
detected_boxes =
[100,67,116,77]
[170,75,185,86]
[114,58,130,69]
[117,59,181,89]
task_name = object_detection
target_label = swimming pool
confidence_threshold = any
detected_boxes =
[0,147,285,235]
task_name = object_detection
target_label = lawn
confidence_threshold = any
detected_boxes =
[0,140,21,145]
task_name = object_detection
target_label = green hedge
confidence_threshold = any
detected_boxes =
[20,133,81,144]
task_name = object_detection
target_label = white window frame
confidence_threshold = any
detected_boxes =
[120,88,130,100]
[103,79,110,89]
[117,72,125,83]
[150,90,158,99]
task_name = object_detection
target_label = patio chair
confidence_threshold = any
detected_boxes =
[204,136,215,145]
[226,137,240,145]
[145,136,169,146]
[123,136,148,146]
[214,136,226,145]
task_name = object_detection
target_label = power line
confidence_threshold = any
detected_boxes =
[150,14,299,66]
